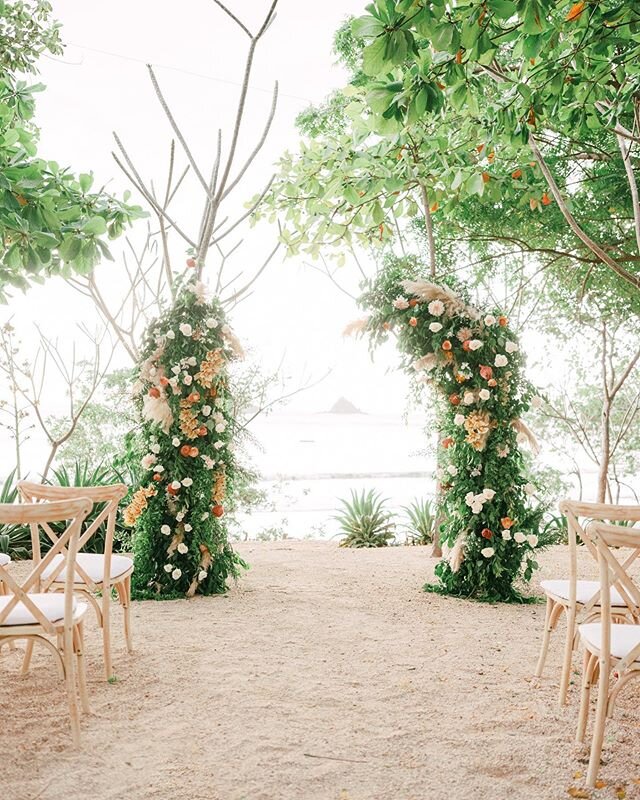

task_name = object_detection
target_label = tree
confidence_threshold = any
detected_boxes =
[0,0,143,300]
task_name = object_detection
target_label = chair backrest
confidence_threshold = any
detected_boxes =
[0,498,92,635]
[590,522,640,670]
[18,481,128,590]
[559,499,640,614]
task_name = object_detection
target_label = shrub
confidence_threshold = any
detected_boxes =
[401,497,436,545]
[334,489,395,548]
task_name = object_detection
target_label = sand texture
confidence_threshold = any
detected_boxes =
[2,541,639,800]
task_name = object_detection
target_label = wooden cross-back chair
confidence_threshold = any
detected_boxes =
[0,497,93,746]
[18,481,132,680]
[576,522,640,787]
[535,500,640,705]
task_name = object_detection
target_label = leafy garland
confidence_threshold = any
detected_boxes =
[360,262,545,602]
[125,277,246,599]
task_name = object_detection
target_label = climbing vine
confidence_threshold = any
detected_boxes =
[360,262,545,602]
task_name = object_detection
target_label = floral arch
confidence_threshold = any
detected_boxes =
[359,265,544,602]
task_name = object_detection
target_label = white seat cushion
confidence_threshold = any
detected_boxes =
[579,622,640,661]
[541,579,627,607]
[0,594,87,627]
[42,552,133,584]
[0,553,11,567]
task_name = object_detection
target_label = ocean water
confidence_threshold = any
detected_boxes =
[236,411,436,540]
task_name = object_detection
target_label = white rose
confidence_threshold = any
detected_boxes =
[505,341,518,354]
[214,441,225,449]
[481,547,495,558]
[215,422,227,433]
[527,534,539,548]
[179,323,192,337]
[479,389,490,401]
[198,570,207,580]
[183,374,193,386]
[184,524,192,532]
[428,300,445,317]
[447,464,458,476]
[171,568,182,580]
[483,488,495,500]
[393,296,410,310]
[514,532,526,544]
[163,564,172,573]
[171,481,181,490]
[181,477,193,487]
[501,530,512,540]
[177,543,188,555]
[205,318,218,329]
[141,454,156,470]
[166,330,176,340]
[171,366,181,375]
[176,511,185,522]
[429,322,443,333]
[187,357,197,366]
[471,502,483,514]
[200,512,209,521]
[215,398,224,407]
[465,492,475,505]
[150,443,161,454]
[172,437,181,447]
[463,391,475,406]
[467,339,483,351]
[202,405,212,416]
[454,413,465,426]
[484,315,496,326]
[161,525,171,535]
[524,483,536,495]
[495,354,508,367]
[155,465,165,473]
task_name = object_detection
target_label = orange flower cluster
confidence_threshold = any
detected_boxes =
[179,399,200,440]
[196,349,225,389]
[463,410,493,451]
[212,468,226,505]
[123,485,157,527]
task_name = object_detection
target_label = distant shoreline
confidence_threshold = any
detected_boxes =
[259,471,433,481]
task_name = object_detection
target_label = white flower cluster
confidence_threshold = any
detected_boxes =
[465,488,495,514]
[502,529,538,547]
[393,296,409,310]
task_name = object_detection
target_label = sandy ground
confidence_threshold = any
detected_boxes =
[2,542,640,800]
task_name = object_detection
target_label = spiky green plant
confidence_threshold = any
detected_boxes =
[401,498,436,546]
[334,489,395,548]
[0,468,30,558]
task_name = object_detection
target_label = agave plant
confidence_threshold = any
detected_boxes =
[0,468,30,558]
[401,497,436,546]
[334,489,395,548]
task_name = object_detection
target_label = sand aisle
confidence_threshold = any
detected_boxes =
[2,541,639,800]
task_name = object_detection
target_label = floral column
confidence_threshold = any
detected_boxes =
[125,277,245,598]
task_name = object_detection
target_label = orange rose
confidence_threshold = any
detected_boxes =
[481,528,493,539]
[190,447,199,457]
[149,387,160,398]
[449,393,461,406]
[442,437,454,449]
[409,299,419,307]
[443,351,454,361]
[180,445,191,457]
[159,376,170,387]
[498,316,508,327]
[212,504,224,518]
[462,340,472,352]
[442,340,452,351]
[197,426,208,437]
[487,378,497,387]
[455,373,467,383]
[479,365,493,380]
[187,392,201,404]
[153,473,163,482]
[167,485,179,496]
[409,317,418,327]
[501,517,514,529]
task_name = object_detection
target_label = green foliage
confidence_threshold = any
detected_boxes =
[401,497,436,545]
[0,0,144,300]
[127,276,246,599]
[360,259,546,600]
[0,467,30,557]
[334,488,396,548]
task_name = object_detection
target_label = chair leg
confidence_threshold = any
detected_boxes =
[119,576,133,654]
[559,607,576,706]
[74,622,90,715]
[535,596,555,678]
[63,628,81,747]
[21,639,35,676]
[102,583,113,680]
[576,650,596,743]
[587,656,610,787]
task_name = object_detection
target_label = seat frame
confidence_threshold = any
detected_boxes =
[576,522,640,787]
[0,497,93,746]
[535,500,640,705]
[18,481,131,680]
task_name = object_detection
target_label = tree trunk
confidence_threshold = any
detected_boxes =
[596,398,611,504]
